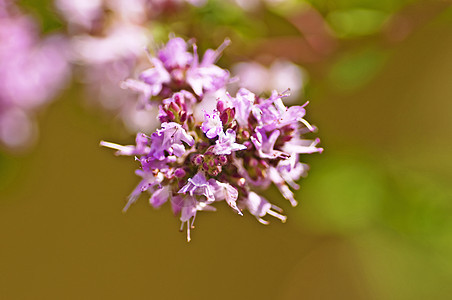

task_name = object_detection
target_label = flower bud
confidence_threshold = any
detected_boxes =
[216,100,225,113]
[175,168,186,178]
[218,155,227,165]
[192,154,204,165]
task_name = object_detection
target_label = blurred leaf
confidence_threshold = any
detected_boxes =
[294,154,386,234]
[262,9,302,37]
[328,47,388,91]
[307,0,416,14]
[191,0,267,39]
[150,23,173,46]
[382,169,452,249]
[18,0,64,33]
[266,0,310,17]
[327,8,389,38]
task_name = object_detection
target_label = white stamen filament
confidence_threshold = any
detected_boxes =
[299,118,314,132]
[180,221,184,232]
[100,141,131,152]
[267,209,287,223]
[123,199,135,213]
[258,218,270,225]
[212,38,231,63]
[191,214,197,229]
[279,88,291,98]
[187,222,191,242]
[271,204,283,213]
[310,139,320,147]
[288,198,298,207]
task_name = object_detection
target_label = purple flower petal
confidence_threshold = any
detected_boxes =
[282,136,323,155]
[149,122,194,160]
[228,88,255,127]
[178,171,215,201]
[186,40,230,96]
[158,37,193,70]
[201,110,223,139]
[242,192,286,224]
[251,129,287,159]
[213,129,247,155]
[150,185,171,208]
[210,180,242,215]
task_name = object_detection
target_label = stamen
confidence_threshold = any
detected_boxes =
[279,88,291,98]
[122,202,132,213]
[310,138,320,147]
[123,195,137,213]
[211,38,231,63]
[191,44,199,69]
[270,204,284,213]
[191,214,197,228]
[267,209,287,223]
[180,221,184,232]
[299,118,315,132]
[228,75,240,84]
[301,101,310,108]
[187,222,191,242]
[100,141,131,153]
[258,218,270,225]
[288,198,298,207]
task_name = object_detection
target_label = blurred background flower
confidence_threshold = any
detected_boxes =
[1,0,452,299]
[232,59,307,102]
[0,0,69,150]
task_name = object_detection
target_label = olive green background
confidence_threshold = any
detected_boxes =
[1,0,452,299]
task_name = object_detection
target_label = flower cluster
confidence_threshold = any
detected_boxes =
[101,37,322,241]
[122,37,230,106]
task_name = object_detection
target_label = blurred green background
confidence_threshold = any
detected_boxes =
[1,0,452,299]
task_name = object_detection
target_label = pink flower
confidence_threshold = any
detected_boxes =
[0,5,69,149]
[102,39,322,241]
[201,110,223,139]
[240,192,287,225]
[213,129,247,155]
[123,37,230,103]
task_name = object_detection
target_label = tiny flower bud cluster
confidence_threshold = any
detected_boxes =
[101,37,322,241]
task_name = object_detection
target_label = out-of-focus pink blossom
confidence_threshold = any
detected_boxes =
[123,37,230,104]
[55,0,154,132]
[54,0,209,134]
[0,3,69,150]
[55,0,103,31]
[233,59,306,103]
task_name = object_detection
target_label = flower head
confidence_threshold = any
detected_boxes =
[158,37,193,70]
[201,110,223,139]
[102,40,322,241]
[122,37,230,103]
[213,129,247,155]
[149,122,194,160]
[178,171,215,201]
